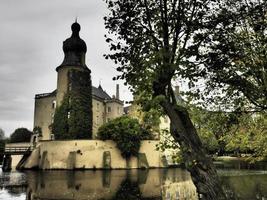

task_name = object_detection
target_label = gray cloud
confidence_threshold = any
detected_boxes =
[0,0,132,136]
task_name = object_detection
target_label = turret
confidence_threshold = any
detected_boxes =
[56,21,91,106]
[57,22,87,71]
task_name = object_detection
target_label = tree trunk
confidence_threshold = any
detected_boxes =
[161,100,226,200]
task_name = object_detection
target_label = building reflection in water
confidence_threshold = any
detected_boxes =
[3,164,267,199]
[25,168,198,200]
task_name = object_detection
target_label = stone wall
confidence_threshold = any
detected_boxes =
[22,140,166,170]
[105,101,124,122]
[34,96,56,140]
[92,98,106,136]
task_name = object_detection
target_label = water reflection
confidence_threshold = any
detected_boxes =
[1,163,267,200]
[24,169,197,200]
[220,173,267,199]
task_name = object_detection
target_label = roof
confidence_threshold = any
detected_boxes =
[92,85,112,100]
[35,90,57,99]
[123,105,131,114]
[35,86,112,101]
[56,22,87,71]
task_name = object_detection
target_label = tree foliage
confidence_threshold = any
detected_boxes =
[221,112,267,160]
[97,116,152,158]
[0,128,5,140]
[33,126,42,136]
[0,128,5,163]
[184,0,267,111]
[188,105,238,154]
[103,0,225,198]
[52,69,92,139]
[126,100,162,138]
[10,128,32,143]
[103,0,266,198]
[189,105,267,160]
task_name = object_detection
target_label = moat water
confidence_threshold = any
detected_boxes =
[1,160,267,200]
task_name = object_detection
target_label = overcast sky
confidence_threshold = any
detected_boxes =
[0,0,132,136]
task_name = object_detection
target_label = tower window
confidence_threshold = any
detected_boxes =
[52,100,56,109]
[108,107,111,112]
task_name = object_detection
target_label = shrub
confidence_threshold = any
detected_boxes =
[97,116,152,158]
[33,126,42,137]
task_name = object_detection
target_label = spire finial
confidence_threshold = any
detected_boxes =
[75,16,78,23]
[71,19,81,35]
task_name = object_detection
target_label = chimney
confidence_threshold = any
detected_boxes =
[116,84,120,99]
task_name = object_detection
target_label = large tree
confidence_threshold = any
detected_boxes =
[103,0,266,199]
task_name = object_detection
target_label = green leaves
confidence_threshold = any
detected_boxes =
[97,116,152,158]
[221,112,267,160]
[52,94,70,139]
[193,0,267,111]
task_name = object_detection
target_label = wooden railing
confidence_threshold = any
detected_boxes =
[2,146,32,155]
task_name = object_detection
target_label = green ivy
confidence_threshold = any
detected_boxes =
[52,94,70,139]
[52,68,93,140]
[68,69,92,139]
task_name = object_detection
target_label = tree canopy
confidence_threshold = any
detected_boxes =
[184,0,267,111]
[10,128,32,143]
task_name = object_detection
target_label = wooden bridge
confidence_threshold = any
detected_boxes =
[3,146,32,155]
[1,143,32,171]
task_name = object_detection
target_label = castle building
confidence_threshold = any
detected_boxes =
[33,22,123,140]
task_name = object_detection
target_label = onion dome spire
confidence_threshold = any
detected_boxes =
[57,21,87,71]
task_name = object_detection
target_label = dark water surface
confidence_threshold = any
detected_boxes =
[0,160,267,200]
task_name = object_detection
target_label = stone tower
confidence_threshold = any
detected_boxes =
[33,22,123,140]
[54,21,93,138]
[56,21,90,106]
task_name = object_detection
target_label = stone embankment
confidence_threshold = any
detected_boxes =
[20,140,168,170]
